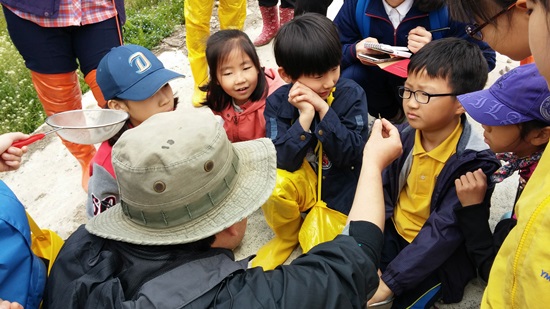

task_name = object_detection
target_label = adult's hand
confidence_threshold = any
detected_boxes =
[0,132,29,172]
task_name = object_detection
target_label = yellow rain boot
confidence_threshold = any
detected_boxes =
[253,162,318,270]
[31,71,96,192]
[84,69,106,108]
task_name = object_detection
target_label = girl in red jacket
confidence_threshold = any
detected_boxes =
[200,30,285,142]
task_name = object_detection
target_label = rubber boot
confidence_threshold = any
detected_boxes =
[279,7,294,26]
[254,6,279,47]
[252,163,317,270]
[84,69,107,108]
[31,71,96,192]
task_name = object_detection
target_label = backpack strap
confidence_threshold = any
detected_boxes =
[355,0,371,38]
[429,5,450,40]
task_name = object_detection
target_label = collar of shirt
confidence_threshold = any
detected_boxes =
[382,0,414,29]
[412,119,462,163]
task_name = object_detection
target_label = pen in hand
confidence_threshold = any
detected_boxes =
[405,27,450,38]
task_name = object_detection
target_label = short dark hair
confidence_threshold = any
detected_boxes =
[273,13,342,80]
[201,30,267,112]
[519,120,550,142]
[415,0,446,12]
[408,37,488,95]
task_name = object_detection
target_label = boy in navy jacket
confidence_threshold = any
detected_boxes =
[254,13,369,270]
[368,38,500,308]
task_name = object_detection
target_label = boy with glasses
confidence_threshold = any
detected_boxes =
[367,37,500,308]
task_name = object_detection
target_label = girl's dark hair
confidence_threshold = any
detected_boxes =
[408,37,488,95]
[273,13,342,80]
[106,97,179,146]
[200,30,267,112]
[448,0,516,24]
[519,119,550,143]
[415,0,446,12]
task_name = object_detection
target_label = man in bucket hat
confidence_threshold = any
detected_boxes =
[44,108,402,308]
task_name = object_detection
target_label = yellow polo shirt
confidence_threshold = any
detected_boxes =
[393,120,463,243]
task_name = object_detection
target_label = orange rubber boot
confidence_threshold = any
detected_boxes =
[84,69,107,108]
[31,71,96,192]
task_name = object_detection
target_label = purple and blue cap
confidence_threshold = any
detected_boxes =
[97,44,184,101]
[458,63,550,126]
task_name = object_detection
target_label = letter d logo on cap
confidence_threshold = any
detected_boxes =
[129,52,151,74]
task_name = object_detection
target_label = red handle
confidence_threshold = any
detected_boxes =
[12,133,46,148]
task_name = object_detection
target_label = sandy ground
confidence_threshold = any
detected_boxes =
[0,1,521,308]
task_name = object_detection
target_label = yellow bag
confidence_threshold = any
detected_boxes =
[299,200,347,253]
[26,212,64,275]
[299,138,348,253]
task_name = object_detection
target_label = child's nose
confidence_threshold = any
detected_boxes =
[405,96,419,108]
[235,71,246,83]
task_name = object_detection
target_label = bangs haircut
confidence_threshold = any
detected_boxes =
[202,29,267,112]
[408,37,488,95]
[273,13,342,80]
[448,0,516,23]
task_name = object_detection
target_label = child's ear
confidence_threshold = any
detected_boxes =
[107,99,128,111]
[529,126,550,147]
[278,67,293,83]
[454,101,465,115]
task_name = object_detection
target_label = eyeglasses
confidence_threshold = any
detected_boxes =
[465,3,515,41]
[398,86,457,104]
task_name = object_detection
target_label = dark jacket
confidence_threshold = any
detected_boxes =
[0,0,126,24]
[333,0,496,71]
[264,78,369,214]
[45,221,383,308]
[455,204,516,282]
[381,115,500,303]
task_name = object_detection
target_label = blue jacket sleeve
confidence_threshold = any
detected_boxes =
[264,85,316,172]
[333,0,362,70]
[315,80,369,168]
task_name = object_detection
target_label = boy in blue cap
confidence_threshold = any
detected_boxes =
[455,63,550,282]
[87,44,184,218]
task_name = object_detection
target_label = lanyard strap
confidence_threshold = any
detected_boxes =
[316,88,335,200]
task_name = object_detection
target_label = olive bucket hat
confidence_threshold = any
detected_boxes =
[86,109,276,245]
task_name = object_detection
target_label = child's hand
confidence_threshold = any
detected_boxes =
[367,277,394,306]
[356,37,381,66]
[407,26,432,54]
[364,119,402,170]
[0,132,29,172]
[288,81,327,114]
[0,299,23,309]
[455,168,488,207]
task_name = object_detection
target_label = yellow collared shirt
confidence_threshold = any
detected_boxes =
[393,120,463,243]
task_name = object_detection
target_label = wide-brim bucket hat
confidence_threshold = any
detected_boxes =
[86,108,276,245]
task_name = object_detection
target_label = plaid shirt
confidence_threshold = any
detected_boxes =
[6,0,117,27]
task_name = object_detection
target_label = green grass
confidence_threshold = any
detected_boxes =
[0,0,184,134]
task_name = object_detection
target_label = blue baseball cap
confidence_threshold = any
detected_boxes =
[458,63,550,126]
[97,44,184,101]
